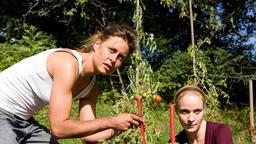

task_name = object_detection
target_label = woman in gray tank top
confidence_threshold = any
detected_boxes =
[0,24,144,144]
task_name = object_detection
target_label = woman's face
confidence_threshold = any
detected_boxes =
[93,36,129,75]
[176,92,204,133]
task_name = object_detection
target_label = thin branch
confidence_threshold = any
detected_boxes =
[109,75,114,90]
[185,74,256,80]
[116,68,127,97]
[189,0,197,85]
[23,0,40,23]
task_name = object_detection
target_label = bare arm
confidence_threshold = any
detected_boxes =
[78,88,116,143]
[47,52,143,140]
[48,52,114,139]
[79,86,143,143]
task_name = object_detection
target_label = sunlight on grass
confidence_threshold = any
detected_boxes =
[34,101,254,143]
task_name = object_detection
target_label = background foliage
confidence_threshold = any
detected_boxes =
[1,0,256,143]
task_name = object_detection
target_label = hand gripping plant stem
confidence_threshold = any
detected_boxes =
[136,95,146,144]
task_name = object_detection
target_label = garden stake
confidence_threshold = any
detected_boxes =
[170,104,175,144]
[136,95,146,144]
[250,112,254,142]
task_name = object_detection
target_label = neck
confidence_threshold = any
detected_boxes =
[186,120,206,144]
[79,52,96,76]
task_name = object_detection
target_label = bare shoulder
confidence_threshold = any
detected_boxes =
[47,50,79,78]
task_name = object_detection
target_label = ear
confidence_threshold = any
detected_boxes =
[93,40,101,51]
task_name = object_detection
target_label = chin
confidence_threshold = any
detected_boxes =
[185,127,199,133]
[100,70,113,75]
[100,71,109,75]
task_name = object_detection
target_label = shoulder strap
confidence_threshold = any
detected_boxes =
[54,48,95,99]
[74,76,96,99]
[53,48,83,74]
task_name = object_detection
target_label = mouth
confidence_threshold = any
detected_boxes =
[104,63,112,71]
[185,124,196,129]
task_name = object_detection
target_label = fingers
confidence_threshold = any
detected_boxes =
[129,114,145,128]
[112,113,145,131]
[130,114,144,123]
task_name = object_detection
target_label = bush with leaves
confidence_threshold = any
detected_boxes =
[0,24,56,70]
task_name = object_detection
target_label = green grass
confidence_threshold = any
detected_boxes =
[34,101,255,144]
[34,101,82,144]
[34,101,121,144]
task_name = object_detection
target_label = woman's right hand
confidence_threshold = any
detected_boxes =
[110,113,144,131]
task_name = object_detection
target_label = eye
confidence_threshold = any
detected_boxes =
[108,47,116,53]
[117,55,126,62]
[179,109,189,115]
[194,109,202,114]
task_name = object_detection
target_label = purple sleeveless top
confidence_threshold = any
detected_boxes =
[175,121,233,144]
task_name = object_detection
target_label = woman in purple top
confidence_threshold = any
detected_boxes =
[174,85,233,144]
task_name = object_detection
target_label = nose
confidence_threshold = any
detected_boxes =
[188,114,194,122]
[109,53,118,63]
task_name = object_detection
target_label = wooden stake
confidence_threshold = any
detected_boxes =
[249,79,254,142]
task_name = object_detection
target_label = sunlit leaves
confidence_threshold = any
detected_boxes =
[160,0,176,8]
[0,24,56,70]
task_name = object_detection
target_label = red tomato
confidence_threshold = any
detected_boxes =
[153,95,161,102]
[240,137,245,142]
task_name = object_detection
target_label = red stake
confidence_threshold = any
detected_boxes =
[136,96,146,144]
[170,104,175,144]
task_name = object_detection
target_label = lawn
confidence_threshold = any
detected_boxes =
[34,101,253,144]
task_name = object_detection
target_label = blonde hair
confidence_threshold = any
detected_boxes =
[78,24,137,54]
[174,85,206,107]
